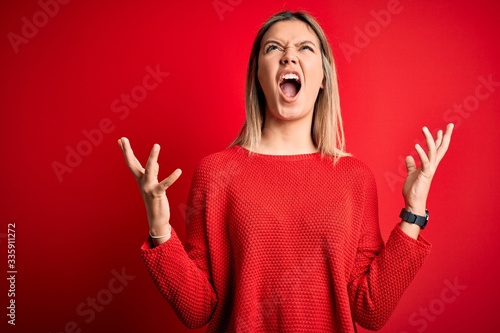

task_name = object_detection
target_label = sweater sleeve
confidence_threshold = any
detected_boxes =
[347,168,432,331]
[140,163,217,329]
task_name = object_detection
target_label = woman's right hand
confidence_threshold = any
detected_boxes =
[118,137,182,245]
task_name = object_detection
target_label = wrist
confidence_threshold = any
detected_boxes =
[149,224,172,246]
[399,221,420,239]
[148,222,170,241]
[404,204,426,216]
[149,224,171,237]
[146,211,170,227]
[144,196,170,223]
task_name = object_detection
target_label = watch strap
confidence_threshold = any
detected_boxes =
[399,208,429,229]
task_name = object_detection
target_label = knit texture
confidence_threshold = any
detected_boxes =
[141,145,431,332]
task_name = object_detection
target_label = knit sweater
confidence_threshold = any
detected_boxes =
[140,145,431,332]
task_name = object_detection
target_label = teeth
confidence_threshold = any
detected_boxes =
[282,73,299,82]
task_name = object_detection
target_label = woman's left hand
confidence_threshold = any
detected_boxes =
[402,123,454,217]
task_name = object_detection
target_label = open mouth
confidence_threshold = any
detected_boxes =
[279,73,302,99]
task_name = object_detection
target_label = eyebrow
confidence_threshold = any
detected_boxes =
[262,39,318,48]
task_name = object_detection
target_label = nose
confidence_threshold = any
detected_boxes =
[280,47,297,65]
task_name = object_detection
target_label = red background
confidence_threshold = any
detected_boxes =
[1,0,499,332]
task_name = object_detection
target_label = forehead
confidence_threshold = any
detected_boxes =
[261,20,320,46]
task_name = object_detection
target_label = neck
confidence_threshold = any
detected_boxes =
[255,114,317,155]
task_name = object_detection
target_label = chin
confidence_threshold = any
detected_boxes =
[272,103,311,122]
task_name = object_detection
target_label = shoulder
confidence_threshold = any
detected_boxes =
[334,155,375,180]
[192,146,246,183]
[328,156,378,197]
[196,145,245,170]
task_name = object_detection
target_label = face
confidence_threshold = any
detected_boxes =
[257,20,324,123]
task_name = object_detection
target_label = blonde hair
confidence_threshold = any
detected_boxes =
[230,11,349,161]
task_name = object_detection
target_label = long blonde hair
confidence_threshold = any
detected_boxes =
[230,11,349,161]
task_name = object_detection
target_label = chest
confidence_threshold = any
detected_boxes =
[223,165,363,255]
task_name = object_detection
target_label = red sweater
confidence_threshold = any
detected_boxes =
[141,146,431,332]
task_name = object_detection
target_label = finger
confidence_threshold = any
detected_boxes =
[118,137,145,178]
[405,155,417,174]
[436,123,454,162]
[435,129,443,149]
[119,138,145,173]
[415,143,431,176]
[422,126,437,164]
[145,144,160,181]
[159,169,182,189]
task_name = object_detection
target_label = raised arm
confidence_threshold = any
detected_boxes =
[349,123,454,329]
[118,138,217,328]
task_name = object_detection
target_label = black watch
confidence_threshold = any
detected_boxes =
[399,209,429,229]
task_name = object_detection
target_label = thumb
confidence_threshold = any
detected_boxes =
[405,156,417,174]
[160,168,182,189]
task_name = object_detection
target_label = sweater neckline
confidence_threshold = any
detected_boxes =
[234,145,322,161]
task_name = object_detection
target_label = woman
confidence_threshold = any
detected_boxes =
[118,11,453,332]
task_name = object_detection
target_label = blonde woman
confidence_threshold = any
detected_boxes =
[118,11,453,333]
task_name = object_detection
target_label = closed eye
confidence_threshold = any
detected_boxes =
[300,45,314,52]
